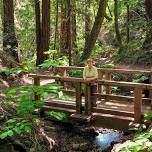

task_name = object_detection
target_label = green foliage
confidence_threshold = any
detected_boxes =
[0,83,62,139]
[0,118,33,139]
[133,75,149,83]
[99,63,116,69]
[44,111,68,121]
[0,66,37,75]
[118,128,152,152]
[69,69,83,78]
[39,57,68,68]
[144,112,152,121]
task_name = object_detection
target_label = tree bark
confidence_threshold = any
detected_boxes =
[34,0,42,66]
[80,0,108,62]
[126,4,130,43]
[41,0,50,60]
[67,0,72,65]
[72,0,77,49]
[60,2,68,54]
[3,0,19,62]
[85,0,91,48]
[114,0,121,47]
[142,0,152,49]
[54,0,59,50]
[35,0,50,66]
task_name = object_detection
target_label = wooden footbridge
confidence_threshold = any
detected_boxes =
[29,66,152,130]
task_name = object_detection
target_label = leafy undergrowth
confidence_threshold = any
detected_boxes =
[112,113,152,152]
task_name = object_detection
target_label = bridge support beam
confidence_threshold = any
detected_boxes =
[76,82,82,114]
[134,87,142,123]
[85,84,91,115]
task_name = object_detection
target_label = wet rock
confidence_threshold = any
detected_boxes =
[0,143,15,152]
[98,128,111,134]
[80,126,99,136]
[72,142,88,151]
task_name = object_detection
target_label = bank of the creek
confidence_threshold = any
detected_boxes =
[0,119,127,152]
[44,119,125,152]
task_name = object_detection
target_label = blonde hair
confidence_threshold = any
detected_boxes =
[87,58,94,63]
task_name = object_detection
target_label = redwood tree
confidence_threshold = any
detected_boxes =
[80,0,108,62]
[3,0,19,62]
[142,0,152,49]
[60,1,68,54]
[35,0,50,66]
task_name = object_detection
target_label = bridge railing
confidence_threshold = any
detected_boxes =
[48,66,152,98]
[28,73,152,123]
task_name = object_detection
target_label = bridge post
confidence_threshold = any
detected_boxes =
[98,70,103,100]
[134,87,142,123]
[106,72,112,94]
[149,72,152,109]
[60,68,68,90]
[84,83,92,115]
[76,82,82,114]
[34,77,40,101]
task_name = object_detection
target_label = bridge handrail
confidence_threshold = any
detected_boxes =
[29,73,152,89]
[54,66,152,74]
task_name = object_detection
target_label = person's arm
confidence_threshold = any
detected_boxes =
[85,67,98,81]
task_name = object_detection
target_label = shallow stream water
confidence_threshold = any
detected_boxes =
[95,129,123,150]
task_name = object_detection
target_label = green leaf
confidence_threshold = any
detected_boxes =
[24,126,32,134]
[7,130,14,137]
[0,132,9,139]
[14,127,22,134]
[7,119,16,124]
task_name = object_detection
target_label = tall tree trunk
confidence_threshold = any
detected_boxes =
[114,0,121,47]
[142,0,152,49]
[54,0,59,50]
[60,2,68,54]
[3,0,19,62]
[60,0,73,65]
[67,0,72,65]
[85,0,91,48]
[41,0,50,60]
[126,4,130,43]
[72,0,77,49]
[34,0,42,66]
[80,0,108,62]
[35,0,50,65]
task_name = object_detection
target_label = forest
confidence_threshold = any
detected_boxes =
[0,0,152,152]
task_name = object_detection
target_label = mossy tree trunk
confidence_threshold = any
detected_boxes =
[3,0,19,62]
[80,0,108,62]
[54,0,59,50]
[114,0,121,47]
[85,0,91,49]
[126,4,130,43]
[72,0,77,49]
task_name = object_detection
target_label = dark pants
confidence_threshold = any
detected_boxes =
[90,84,97,107]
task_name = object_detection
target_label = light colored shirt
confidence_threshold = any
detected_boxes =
[83,66,98,78]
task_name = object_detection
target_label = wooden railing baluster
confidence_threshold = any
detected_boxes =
[134,87,142,123]
[75,82,82,114]
[85,83,92,115]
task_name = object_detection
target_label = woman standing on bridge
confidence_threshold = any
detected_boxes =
[83,58,98,107]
